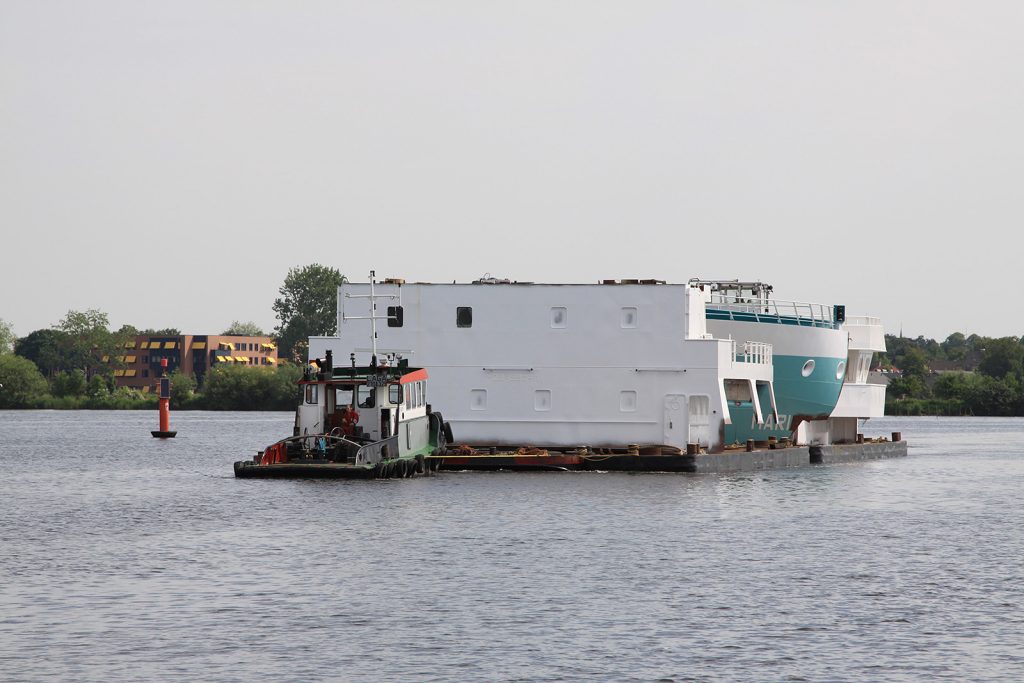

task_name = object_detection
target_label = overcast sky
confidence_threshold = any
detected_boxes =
[2,1,1022,342]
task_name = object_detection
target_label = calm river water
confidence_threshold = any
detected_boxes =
[1,411,1022,682]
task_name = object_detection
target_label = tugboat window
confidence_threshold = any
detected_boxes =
[357,386,375,408]
[389,384,401,404]
[305,384,318,404]
[457,306,473,328]
[336,386,354,406]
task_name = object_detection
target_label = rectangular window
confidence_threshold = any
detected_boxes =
[620,390,637,412]
[305,384,318,405]
[621,307,638,328]
[550,307,567,329]
[534,389,551,411]
[389,384,401,404]
[387,305,404,327]
[404,385,411,406]
[470,389,487,410]
[357,386,374,408]
[142,369,149,378]
[457,306,473,328]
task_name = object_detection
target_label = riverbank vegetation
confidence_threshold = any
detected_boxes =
[0,264,340,410]
[881,333,1024,416]
[6,270,1021,414]
[0,340,303,411]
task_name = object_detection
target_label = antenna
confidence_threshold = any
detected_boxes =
[341,270,402,364]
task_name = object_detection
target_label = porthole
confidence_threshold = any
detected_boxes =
[801,359,816,377]
[836,361,846,380]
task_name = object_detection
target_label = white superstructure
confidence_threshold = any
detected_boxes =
[824,315,888,443]
[311,280,777,452]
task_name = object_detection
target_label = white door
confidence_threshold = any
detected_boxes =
[688,395,710,447]
[663,394,688,448]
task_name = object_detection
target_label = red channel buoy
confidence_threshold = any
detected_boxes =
[151,358,177,438]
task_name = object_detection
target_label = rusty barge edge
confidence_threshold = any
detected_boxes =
[429,440,908,474]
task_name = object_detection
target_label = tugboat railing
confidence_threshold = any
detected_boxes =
[355,435,399,465]
[269,433,363,452]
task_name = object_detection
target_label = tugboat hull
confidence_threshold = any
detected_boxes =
[234,455,428,479]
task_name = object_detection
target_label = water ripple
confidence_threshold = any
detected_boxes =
[1,412,1022,681]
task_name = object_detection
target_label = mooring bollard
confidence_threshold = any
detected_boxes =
[856,433,864,444]
[687,443,699,456]
[746,439,755,452]
[892,431,902,442]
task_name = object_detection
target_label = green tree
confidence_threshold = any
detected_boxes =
[899,347,929,380]
[0,354,49,408]
[272,264,344,361]
[14,329,69,376]
[200,364,301,410]
[932,371,980,401]
[51,369,88,397]
[977,337,1024,380]
[87,374,112,398]
[940,332,968,362]
[222,321,266,336]
[965,374,1021,416]
[57,309,122,379]
[168,369,197,408]
[0,318,15,354]
[887,375,928,399]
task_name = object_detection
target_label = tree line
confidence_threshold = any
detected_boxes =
[880,332,1024,416]
[0,264,342,410]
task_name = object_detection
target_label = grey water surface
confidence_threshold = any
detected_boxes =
[1,411,1022,682]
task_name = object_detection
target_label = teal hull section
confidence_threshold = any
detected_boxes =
[723,355,845,445]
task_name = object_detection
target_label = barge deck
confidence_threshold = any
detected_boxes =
[429,436,907,474]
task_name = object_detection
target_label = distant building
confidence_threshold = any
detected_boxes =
[105,334,280,392]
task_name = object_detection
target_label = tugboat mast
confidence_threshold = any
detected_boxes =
[341,270,402,366]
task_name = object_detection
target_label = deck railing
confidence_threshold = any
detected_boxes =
[708,293,835,326]
[731,340,773,365]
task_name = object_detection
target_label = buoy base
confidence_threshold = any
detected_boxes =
[151,431,177,439]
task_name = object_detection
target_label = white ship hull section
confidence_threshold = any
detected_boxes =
[313,282,774,451]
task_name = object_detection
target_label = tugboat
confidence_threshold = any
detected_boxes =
[234,272,452,479]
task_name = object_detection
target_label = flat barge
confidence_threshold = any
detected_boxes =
[429,435,907,474]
